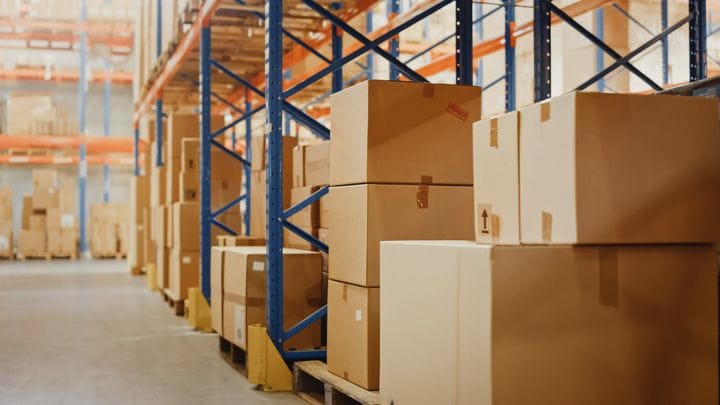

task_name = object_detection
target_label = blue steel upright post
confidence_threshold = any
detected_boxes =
[661,0,668,84]
[199,20,213,301]
[366,10,373,79]
[455,0,473,84]
[388,0,400,80]
[265,0,285,349]
[533,0,551,101]
[78,0,88,255]
[244,89,252,236]
[504,0,515,111]
[689,0,707,82]
[332,3,343,92]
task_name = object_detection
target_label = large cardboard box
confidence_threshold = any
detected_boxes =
[216,235,265,247]
[327,280,380,390]
[319,195,329,229]
[518,92,720,244]
[167,114,224,159]
[211,246,228,333]
[328,184,474,287]
[222,247,322,350]
[165,204,173,249]
[472,111,519,245]
[182,138,200,172]
[47,229,76,257]
[292,145,305,188]
[330,81,481,186]
[248,135,297,192]
[166,157,182,203]
[249,171,266,238]
[180,171,198,202]
[211,178,243,212]
[32,169,57,190]
[18,230,46,254]
[169,249,199,300]
[29,214,46,230]
[290,186,319,228]
[379,241,718,405]
[250,135,265,171]
[156,246,170,289]
[0,187,12,221]
[46,208,76,231]
[32,187,58,210]
[210,149,244,182]
[172,202,199,251]
[0,227,13,257]
[21,196,32,229]
[150,165,166,207]
[304,141,329,187]
[286,227,318,251]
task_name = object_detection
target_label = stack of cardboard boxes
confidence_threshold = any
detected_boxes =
[0,188,12,258]
[18,169,77,259]
[89,203,128,258]
[325,81,482,390]
[210,243,322,351]
[379,92,720,403]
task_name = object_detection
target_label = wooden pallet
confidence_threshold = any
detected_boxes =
[162,288,185,316]
[50,252,77,260]
[0,253,14,260]
[218,335,247,376]
[294,361,380,405]
[16,252,51,261]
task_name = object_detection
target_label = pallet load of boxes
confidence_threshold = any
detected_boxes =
[0,187,12,259]
[379,92,720,403]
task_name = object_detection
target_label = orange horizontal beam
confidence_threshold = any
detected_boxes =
[0,31,132,48]
[133,0,224,126]
[0,19,134,35]
[0,135,146,154]
[415,0,613,78]
[0,155,137,166]
[0,68,133,84]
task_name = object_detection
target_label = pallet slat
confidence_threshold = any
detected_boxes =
[294,361,380,405]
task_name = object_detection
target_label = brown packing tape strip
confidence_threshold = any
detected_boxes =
[223,292,246,304]
[540,102,551,122]
[598,247,619,307]
[420,175,433,184]
[490,118,498,148]
[422,83,435,98]
[491,214,500,238]
[342,283,348,302]
[541,211,552,243]
[416,185,429,209]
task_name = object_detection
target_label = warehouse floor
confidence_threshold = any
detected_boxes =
[0,259,303,404]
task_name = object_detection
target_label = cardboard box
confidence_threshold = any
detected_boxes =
[169,249,199,300]
[327,280,380,390]
[18,229,46,254]
[250,135,266,171]
[166,157,182,203]
[182,138,200,172]
[47,229,76,256]
[318,228,328,273]
[216,235,265,247]
[249,171,266,238]
[319,194,329,229]
[180,171,198,202]
[473,110,519,245]
[156,246,170,289]
[29,214,46,230]
[0,227,13,257]
[211,246,228,333]
[222,247,322,350]
[0,187,12,221]
[211,149,244,182]
[213,212,244,240]
[172,202,199,251]
[167,114,199,159]
[292,145,305,187]
[165,204,173,249]
[304,141,329,187]
[286,227,318,251]
[519,92,720,244]
[211,179,243,212]
[330,81,481,186]
[32,169,57,190]
[248,135,297,195]
[379,241,718,405]
[328,184,473,287]
[46,208,76,231]
[290,186,320,228]
[32,187,58,210]
[58,180,75,212]
[22,196,32,229]
[150,165,166,207]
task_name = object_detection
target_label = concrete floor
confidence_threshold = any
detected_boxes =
[0,259,305,405]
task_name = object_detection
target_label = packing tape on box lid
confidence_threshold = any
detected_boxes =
[416,185,429,209]
[541,211,552,243]
[422,83,435,98]
[540,102,551,122]
[598,247,619,307]
[490,118,499,148]
[224,293,265,307]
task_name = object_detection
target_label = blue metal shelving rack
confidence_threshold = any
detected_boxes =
[133,0,709,365]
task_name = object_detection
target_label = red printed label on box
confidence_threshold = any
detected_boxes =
[446,102,469,121]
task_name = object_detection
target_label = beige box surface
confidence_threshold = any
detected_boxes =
[32,188,58,210]
[19,230,46,254]
[379,241,718,405]
[327,280,380,390]
[520,92,720,244]
[166,157,182,203]
[182,138,200,172]
[150,165,166,207]
[32,169,57,190]
[0,227,13,257]
[156,246,170,289]
[216,235,265,247]
[290,186,319,228]
[249,171,266,238]
[211,246,228,333]
[180,171,198,202]
[329,184,473,287]
[330,81,481,186]
[473,111,520,245]
[292,145,305,188]
[222,246,322,350]
[169,249,199,300]
[285,227,318,251]
[250,135,266,171]
[304,141,329,187]
[172,202,199,251]
[29,214,46,230]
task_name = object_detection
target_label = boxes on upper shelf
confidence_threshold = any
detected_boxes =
[379,241,718,404]
[330,80,481,186]
[328,183,473,287]
[473,92,720,245]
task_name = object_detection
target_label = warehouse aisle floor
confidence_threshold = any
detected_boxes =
[0,259,304,405]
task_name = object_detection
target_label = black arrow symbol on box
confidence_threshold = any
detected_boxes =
[481,209,489,234]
